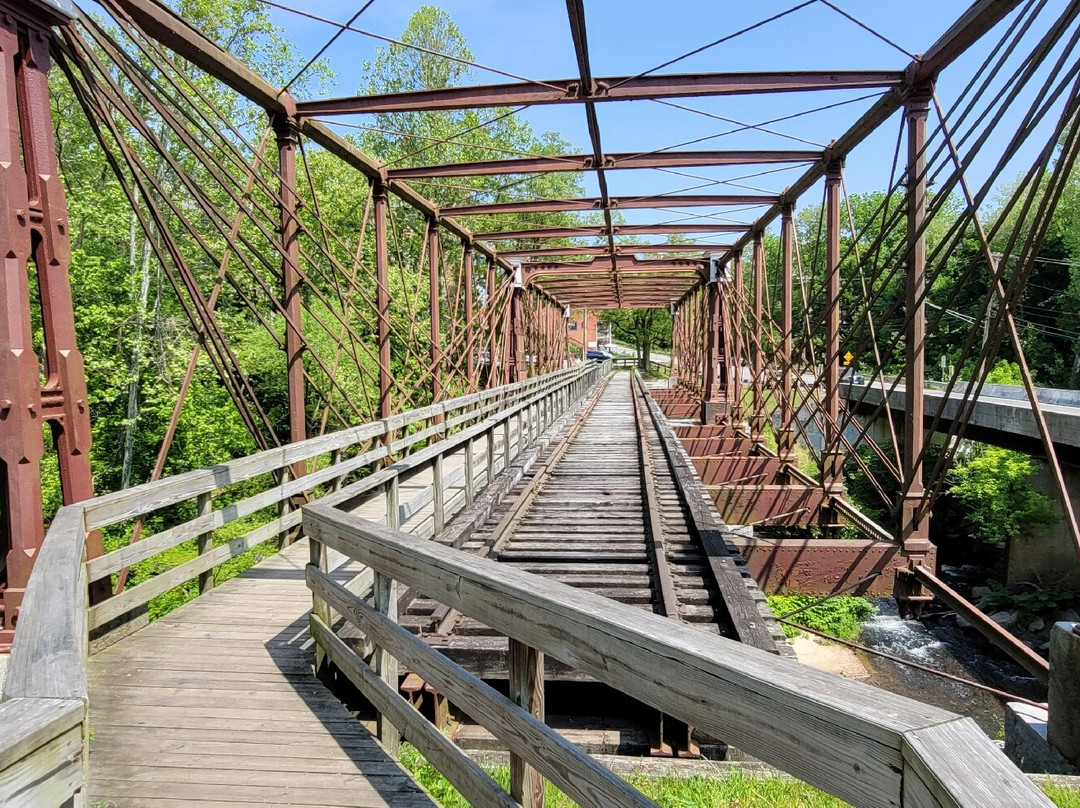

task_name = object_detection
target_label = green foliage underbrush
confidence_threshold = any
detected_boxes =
[767,595,877,641]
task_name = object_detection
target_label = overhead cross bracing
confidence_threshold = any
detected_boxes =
[5,0,1080,805]
[275,0,1049,312]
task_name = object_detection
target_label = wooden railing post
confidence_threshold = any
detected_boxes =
[502,416,512,472]
[464,438,475,506]
[377,475,400,753]
[373,567,399,755]
[509,638,545,808]
[196,492,214,595]
[432,454,445,534]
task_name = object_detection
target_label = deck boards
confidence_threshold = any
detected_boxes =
[87,541,437,808]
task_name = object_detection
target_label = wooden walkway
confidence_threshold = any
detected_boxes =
[87,541,437,808]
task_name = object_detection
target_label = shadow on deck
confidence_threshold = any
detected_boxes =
[86,541,436,808]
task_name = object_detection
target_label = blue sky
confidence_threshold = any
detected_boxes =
[262,1,1070,233]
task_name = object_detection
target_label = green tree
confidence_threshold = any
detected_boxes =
[947,446,1055,544]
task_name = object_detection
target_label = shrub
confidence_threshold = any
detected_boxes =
[947,445,1054,544]
[767,595,877,641]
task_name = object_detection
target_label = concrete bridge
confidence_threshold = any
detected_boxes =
[843,380,1080,464]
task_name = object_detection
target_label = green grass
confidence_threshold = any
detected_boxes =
[401,745,1080,807]
[765,595,877,642]
[1044,781,1080,808]
[400,745,848,807]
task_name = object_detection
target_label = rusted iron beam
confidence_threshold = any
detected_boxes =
[900,88,932,560]
[510,276,525,382]
[388,150,820,179]
[476,223,748,240]
[750,232,766,443]
[822,159,844,532]
[428,218,443,409]
[272,99,307,481]
[442,194,777,216]
[525,256,704,273]
[296,71,904,116]
[911,565,1049,682]
[2,3,113,640]
[102,0,553,289]
[777,205,795,470]
[717,0,1027,268]
[730,253,744,424]
[563,0,620,306]
[374,181,392,419]
[463,241,476,392]
[500,243,734,258]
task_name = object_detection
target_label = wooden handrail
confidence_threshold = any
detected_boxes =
[303,503,1052,808]
[82,366,583,530]
[1,504,90,804]
[0,362,609,805]
[83,363,605,631]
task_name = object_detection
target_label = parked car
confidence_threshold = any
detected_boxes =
[586,350,612,360]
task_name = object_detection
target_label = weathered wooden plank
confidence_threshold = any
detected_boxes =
[89,777,433,807]
[87,441,388,580]
[3,505,88,702]
[0,699,84,773]
[312,617,520,808]
[0,727,83,808]
[305,505,971,808]
[308,566,657,808]
[324,374,588,515]
[901,718,1053,807]
[82,366,588,531]
[88,509,301,629]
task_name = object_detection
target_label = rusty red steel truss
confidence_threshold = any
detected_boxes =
[2,0,1080,639]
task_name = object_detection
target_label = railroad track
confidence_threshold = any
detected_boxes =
[391,370,785,755]
[400,372,765,667]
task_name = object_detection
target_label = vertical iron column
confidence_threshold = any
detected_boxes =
[668,303,679,386]
[428,218,442,408]
[750,233,766,444]
[463,240,475,392]
[273,97,306,474]
[374,181,392,419]
[731,253,744,426]
[901,88,934,562]
[822,160,845,534]
[0,12,44,641]
[486,258,497,387]
[702,269,727,423]
[703,279,719,403]
[778,204,796,469]
[1,4,109,641]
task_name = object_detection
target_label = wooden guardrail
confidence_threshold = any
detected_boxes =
[303,503,1054,808]
[0,362,608,806]
[611,355,669,376]
[1,505,88,806]
[82,362,605,633]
